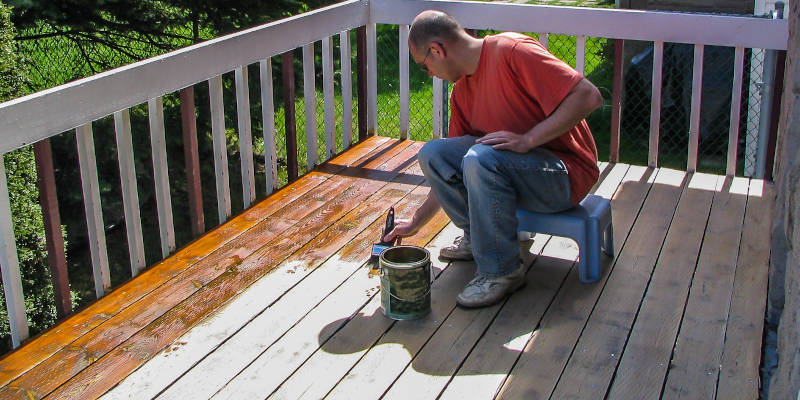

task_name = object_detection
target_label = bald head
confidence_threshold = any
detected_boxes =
[408,10,465,52]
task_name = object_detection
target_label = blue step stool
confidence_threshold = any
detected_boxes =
[517,194,613,283]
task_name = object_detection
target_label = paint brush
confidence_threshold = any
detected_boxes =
[369,207,396,269]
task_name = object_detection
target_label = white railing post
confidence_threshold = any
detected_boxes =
[303,42,318,170]
[209,75,231,224]
[367,22,378,136]
[539,33,549,49]
[687,44,704,172]
[432,77,446,139]
[727,47,746,176]
[260,59,278,195]
[0,160,28,347]
[340,30,354,149]
[322,36,336,159]
[649,41,664,168]
[399,25,410,140]
[75,123,111,298]
[576,35,586,75]
[148,97,176,258]
[114,109,146,276]
[235,66,256,208]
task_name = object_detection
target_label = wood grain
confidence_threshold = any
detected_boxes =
[662,177,749,399]
[496,165,654,399]
[37,139,421,399]
[0,137,389,391]
[607,172,718,400]
[549,168,688,399]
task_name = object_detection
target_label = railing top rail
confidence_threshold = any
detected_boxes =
[0,0,367,155]
[0,0,789,155]
[372,0,788,50]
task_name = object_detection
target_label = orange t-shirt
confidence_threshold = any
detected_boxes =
[449,32,599,205]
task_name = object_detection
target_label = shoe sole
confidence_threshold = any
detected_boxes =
[456,279,527,309]
[439,253,474,261]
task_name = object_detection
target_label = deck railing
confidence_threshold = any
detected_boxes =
[0,0,788,349]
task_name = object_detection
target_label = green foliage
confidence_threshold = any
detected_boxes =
[0,1,24,99]
[0,1,63,354]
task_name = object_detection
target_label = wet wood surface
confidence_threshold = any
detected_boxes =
[0,139,773,400]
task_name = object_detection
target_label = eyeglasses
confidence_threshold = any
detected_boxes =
[417,46,433,73]
[417,42,444,73]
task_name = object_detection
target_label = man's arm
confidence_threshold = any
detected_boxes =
[383,191,441,242]
[475,78,602,153]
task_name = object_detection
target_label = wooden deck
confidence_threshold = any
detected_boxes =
[0,136,773,399]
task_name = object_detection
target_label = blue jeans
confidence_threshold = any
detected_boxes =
[418,135,573,277]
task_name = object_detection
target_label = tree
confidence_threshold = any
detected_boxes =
[0,1,61,354]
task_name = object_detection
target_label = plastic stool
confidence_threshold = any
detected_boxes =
[516,194,613,283]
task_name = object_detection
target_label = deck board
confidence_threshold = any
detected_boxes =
[662,177,750,400]
[716,180,774,400]
[607,172,718,400]
[0,136,392,391]
[0,139,773,400]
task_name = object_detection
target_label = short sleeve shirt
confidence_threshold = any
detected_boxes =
[449,32,599,205]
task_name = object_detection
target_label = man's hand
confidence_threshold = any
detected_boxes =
[475,130,533,153]
[382,191,442,242]
[383,219,420,242]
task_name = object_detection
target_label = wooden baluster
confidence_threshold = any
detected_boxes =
[260,59,278,195]
[576,35,586,75]
[33,139,72,318]
[649,41,664,168]
[235,66,256,208]
[180,86,205,236]
[340,30,353,150]
[148,97,176,257]
[433,77,445,139]
[687,44,704,172]
[727,47,745,176]
[114,109,146,276]
[282,51,299,182]
[303,43,318,172]
[356,26,368,142]
[209,75,232,223]
[322,36,336,160]
[366,23,378,136]
[610,39,624,163]
[399,25,410,140]
[0,158,29,347]
[75,123,111,298]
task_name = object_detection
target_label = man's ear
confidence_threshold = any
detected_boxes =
[431,41,446,59]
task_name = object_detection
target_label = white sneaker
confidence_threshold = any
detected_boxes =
[456,265,526,308]
[440,235,473,261]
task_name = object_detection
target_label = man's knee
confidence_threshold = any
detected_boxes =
[462,143,498,173]
[418,139,447,168]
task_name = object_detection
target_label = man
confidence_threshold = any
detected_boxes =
[384,10,603,308]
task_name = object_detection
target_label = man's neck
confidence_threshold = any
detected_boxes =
[462,36,484,76]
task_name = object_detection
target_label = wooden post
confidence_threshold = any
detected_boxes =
[0,160,28,346]
[340,31,353,150]
[33,139,71,318]
[687,44,704,172]
[180,87,205,237]
[610,39,624,163]
[282,51,299,182]
[765,48,786,181]
[356,26,368,142]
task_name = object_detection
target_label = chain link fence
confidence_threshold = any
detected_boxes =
[374,23,770,176]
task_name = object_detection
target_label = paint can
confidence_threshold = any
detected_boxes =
[379,245,432,320]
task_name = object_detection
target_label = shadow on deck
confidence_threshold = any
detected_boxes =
[0,136,773,399]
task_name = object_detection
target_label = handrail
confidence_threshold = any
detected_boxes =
[371,0,788,50]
